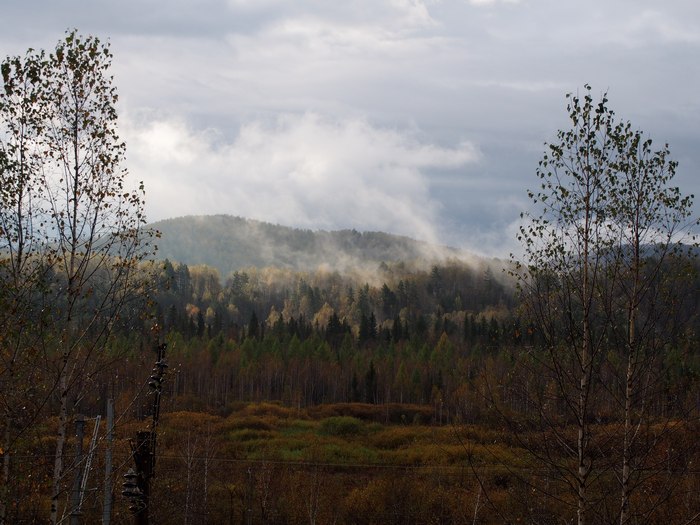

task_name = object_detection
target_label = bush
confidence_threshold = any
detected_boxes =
[319,416,363,437]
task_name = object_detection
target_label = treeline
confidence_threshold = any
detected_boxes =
[152,258,514,342]
[99,258,525,420]
[97,255,699,425]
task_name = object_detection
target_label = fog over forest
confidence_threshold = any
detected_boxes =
[150,215,502,281]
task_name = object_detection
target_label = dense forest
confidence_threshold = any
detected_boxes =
[144,251,700,414]
[44,250,700,524]
[148,255,520,410]
[5,249,694,523]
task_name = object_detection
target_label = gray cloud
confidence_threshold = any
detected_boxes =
[2,0,699,256]
[123,113,478,244]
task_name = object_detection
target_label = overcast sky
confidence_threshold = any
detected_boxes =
[3,1,699,256]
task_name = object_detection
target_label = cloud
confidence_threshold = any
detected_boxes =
[124,113,478,244]
[388,0,437,29]
[225,0,437,36]
[613,9,700,47]
[3,0,698,257]
[468,0,520,6]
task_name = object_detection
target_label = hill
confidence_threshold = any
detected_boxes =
[148,215,472,278]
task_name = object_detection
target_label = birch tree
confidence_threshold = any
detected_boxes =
[0,48,51,525]
[515,85,698,525]
[603,117,697,524]
[0,30,155,524]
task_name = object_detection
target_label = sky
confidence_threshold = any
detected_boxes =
[2,0,699,257]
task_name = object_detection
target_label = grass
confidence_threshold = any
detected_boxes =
[156,401,533,471]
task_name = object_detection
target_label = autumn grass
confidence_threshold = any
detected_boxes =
[16,404,698,524]
[155,402,533,472]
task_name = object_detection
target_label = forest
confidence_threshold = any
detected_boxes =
[3,250,699,524]
[1,32,699,525]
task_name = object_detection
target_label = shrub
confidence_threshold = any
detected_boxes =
[319,416,363,437]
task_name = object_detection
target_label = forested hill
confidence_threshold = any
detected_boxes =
[149,215,469,278]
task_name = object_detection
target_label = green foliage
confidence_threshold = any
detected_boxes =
[319,416,364,437]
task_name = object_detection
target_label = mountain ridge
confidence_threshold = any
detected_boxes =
[148,214,477,278]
